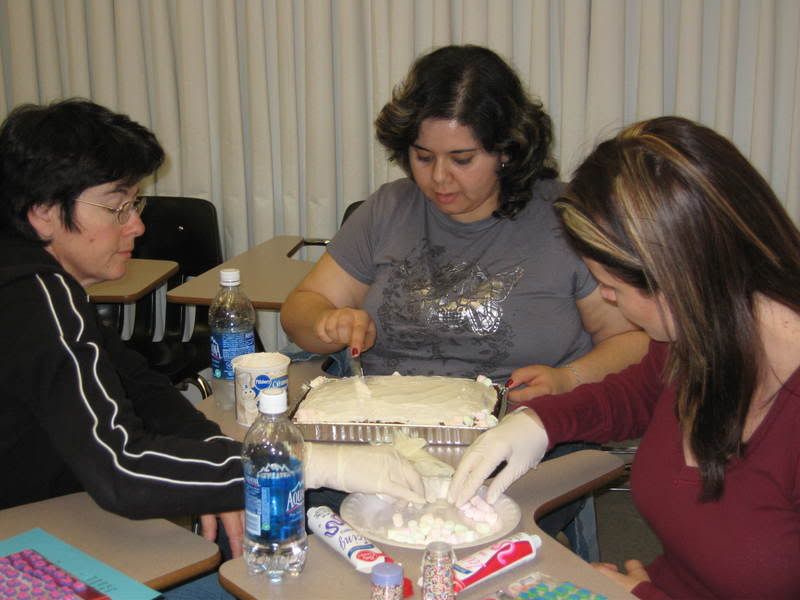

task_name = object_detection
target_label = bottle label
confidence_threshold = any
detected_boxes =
[211,331,256,379]
[244,457,305,542]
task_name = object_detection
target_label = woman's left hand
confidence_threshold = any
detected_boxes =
[506,364,574,402]
[592,559,650,592]
[199,510,245,558]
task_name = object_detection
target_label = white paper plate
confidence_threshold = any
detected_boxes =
[340,488,521,550]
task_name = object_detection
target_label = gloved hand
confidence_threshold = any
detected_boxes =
[392,431,455,502]
[305,443,426,504]
[391,431,454,477]
[447,409,549,506]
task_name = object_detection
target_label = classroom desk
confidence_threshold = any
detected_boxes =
[196,364,635,600]
[167,235,314,309]
[87,258,179,341]
[0,492,220,590]
[87,259,179,303]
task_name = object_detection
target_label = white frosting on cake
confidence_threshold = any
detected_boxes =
[294,374,498,427]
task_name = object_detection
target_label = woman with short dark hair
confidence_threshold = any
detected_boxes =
[0,99,427,567]
[0,98,164,242]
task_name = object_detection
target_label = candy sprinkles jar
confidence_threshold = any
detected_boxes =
[421,541,455,600]
[370,562,404,600]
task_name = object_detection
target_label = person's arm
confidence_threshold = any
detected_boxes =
[449,341,668,505]
[508,287,649,402]
[280,253,375,354]
[101,325,225,439]
[102,320,247,543]
[20,274,243,519]
[304,443,425,504]
[568,286,650,382]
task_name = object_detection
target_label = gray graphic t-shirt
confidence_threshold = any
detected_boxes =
[327,178,596,382]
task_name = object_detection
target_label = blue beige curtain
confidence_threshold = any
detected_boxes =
[1,0,798,349]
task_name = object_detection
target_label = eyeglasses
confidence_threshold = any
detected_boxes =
[76,196,148,225]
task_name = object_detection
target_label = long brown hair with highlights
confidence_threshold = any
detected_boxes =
[556,116,800,500]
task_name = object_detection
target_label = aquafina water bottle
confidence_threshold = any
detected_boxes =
[242,389,308,581]
[209,268,256,409]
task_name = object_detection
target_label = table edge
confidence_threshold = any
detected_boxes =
[146,551,222,590]
[88,260,179,303]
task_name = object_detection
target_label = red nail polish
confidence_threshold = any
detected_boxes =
[351,347,359,357]
[505,378,514,388]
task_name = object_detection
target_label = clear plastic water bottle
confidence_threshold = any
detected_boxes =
[209,268,256,409]
[242,389,308,581]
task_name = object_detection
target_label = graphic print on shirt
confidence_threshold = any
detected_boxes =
[377,239,523,376]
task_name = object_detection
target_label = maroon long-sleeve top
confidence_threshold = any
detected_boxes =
[521,341,800,599]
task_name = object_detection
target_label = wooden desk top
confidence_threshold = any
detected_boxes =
[197,363,634,600]
[87,258,178,303]
[167,235,315,310]
[0,492,220,590]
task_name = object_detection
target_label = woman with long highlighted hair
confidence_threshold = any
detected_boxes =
[450,116,800,599]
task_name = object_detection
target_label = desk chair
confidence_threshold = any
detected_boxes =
[127,196,224,397]
[295,200,365,251]
[95,302,124,332]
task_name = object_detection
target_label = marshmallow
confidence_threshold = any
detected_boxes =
[384,501,501,547]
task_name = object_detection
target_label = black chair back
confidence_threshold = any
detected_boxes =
[135,196,223,279]
[341,200,364,225]
[128,196,224,387]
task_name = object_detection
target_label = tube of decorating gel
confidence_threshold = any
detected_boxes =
[307,506,388,573]
[451,532,541,593]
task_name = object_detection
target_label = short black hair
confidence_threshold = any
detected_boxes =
[0,98,165,241]
[375,45,558,218]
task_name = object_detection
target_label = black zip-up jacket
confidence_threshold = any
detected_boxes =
[0,234,243,517]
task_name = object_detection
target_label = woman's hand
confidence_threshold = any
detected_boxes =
[280,253,373,354]
[447,409,549,506]
[199,510,245,558]
[506,364,575,403]
[314,307,376,353]
[305,443,426,504]
[592,559,651,592]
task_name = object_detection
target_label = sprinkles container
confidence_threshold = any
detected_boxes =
[370,562,404,600]
[421,541,455,600]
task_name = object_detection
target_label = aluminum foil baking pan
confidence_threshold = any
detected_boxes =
[289,383,507,446]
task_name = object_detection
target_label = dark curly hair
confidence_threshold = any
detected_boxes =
[375,45,558,218]
[0,98,164,242]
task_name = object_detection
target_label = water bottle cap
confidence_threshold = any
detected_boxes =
[370,562,403,586]
[219,268,241,286]
[257,389,288,414]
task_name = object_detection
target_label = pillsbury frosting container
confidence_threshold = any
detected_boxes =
[233,352,290,426]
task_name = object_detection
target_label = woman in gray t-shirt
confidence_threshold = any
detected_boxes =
[281,44,649,563]
[281,45,647,402]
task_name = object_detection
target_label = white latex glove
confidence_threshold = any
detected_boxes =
[392,431,455,502]
[305,443,426,504]
[448,409,549,506]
